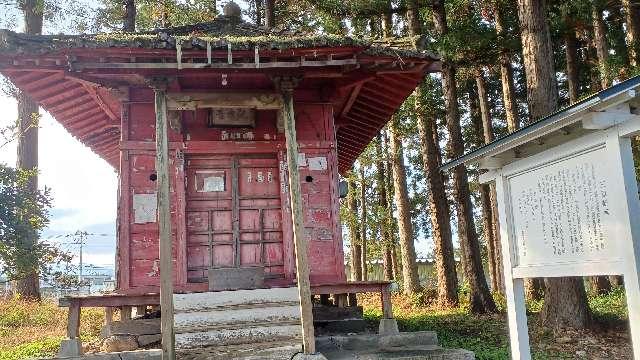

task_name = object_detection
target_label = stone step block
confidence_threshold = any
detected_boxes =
[175,304,300,333]
[312,305,363,321]
[316,331,439,352]
[174,287,299,313]
[175,324,301,349]
[177,341,302,360]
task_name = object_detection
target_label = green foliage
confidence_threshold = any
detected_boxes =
[0,163,66,282]
[0,337,62,360]
[589,286,628,324]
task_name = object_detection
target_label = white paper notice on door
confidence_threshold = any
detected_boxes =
[203,175,225,192]
[133,193,157,224]
[308,156,328,171]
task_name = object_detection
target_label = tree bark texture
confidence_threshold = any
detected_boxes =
[471,75,500,293]
[432,1,496,313]
[525,278,544,301]
[255,0,262,26]
[415,87,458,307]
[564,16,580,104]
[516,0,558,122]
[264,0,275,28]
[124,0,136,32]
[15,0,43,300]
[383,131,401,281]
[589,276,612,296]
[623,0,640,67]
[389,122,421,294]
[347,177,362,281]
[359,167,368,281]
[518,0,591,329]
[541,278,591,328]
[494,3,520,132]
[376,135,394,281]
[382,0,393,38]
[592,4,610,89]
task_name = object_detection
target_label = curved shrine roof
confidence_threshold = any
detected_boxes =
[0,16,440,173]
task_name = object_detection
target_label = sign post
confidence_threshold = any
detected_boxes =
[480,107,640,359]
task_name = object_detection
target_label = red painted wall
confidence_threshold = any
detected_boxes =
[116,87,346,294]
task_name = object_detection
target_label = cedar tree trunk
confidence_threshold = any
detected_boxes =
[623,0,640,67]
[389,121,421,294]
[494,3,520,132]
[592,3,610,89]
[14,0,43,300]
[265,0,275,28]
[124,0,136,32]
[432,0,496,313]
[347,177,362,281]
[517,0,591,328]
[376,134,393,281]
[360,167,368,281]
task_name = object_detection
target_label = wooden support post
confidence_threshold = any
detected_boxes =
[67,301,81,339]
[104,307,114,326]
[335,294,348,308]
[347,293,358,307]
[381,287,393,319]
[153,79,176,360]
[135,305,146,317]
[277,76,316,354]
[121,306,132,320]
[320,294,331,306]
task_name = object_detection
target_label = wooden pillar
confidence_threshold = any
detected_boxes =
[67,300,81,339]
[104,307,114,326]
[153,80,176,360]
[121,306,132,320]
[277,76,316,354]
[381,286,393,319]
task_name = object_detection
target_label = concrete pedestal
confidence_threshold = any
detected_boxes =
[57,338,82,358]
[378,318,399,335]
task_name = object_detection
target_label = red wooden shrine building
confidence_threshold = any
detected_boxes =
[0,8,437,315]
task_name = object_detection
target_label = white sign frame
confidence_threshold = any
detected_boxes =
[491,123,640,359]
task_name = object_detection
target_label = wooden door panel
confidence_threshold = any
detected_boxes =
[186,154,284,284]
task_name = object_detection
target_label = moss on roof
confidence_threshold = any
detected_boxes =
[0,15,438,60]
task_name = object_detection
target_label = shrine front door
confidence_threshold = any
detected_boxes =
[185,154,285,290]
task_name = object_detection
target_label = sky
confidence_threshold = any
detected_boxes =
[0,95,118,267]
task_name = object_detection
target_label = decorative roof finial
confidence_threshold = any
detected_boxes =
[223,1,242,18]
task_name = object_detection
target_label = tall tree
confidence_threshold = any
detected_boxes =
[592,1,610,89]
[432,0,496,313]
[14,0,44,299]
[124,0,136,31]
[563,11,580,103]
[359,166,368,281]
[407,1,459,307]
[375,135,394,281]
[516,0,591,328]
[494,0,520,132]
[383,131,401,280]
[265,0,275,28]
[473,71,501,293]
[389,119,421,294]
[623,0,640,68]
[346,176,362,281]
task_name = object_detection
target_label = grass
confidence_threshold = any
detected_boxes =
[359,287,631,360]
[0,289,631,359]
[0,296,105,360]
